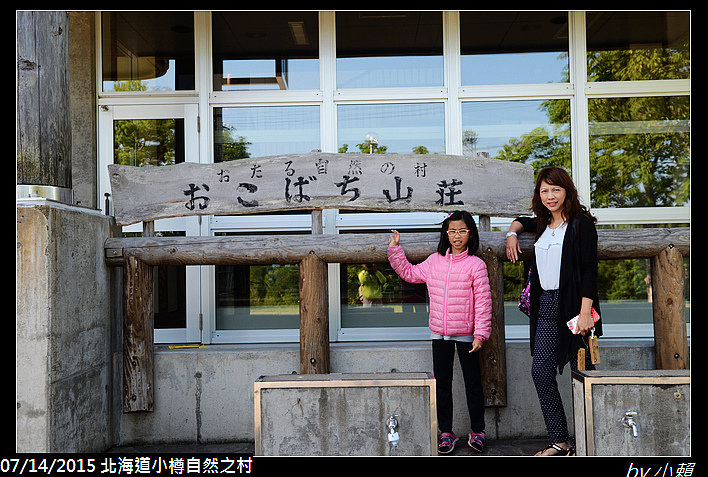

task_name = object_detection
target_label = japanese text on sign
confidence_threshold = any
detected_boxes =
[108,152,533,226]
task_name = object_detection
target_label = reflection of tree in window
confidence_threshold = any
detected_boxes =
[340,262,429,329]
[114,119,185,167]
[216,126,251,162]
[585,11,690,82]
[492,95,689,209]
[587,96,690,209]
[492,15,690,208]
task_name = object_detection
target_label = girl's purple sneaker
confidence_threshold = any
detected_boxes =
[468,431,486,453]
[438,432,458,454]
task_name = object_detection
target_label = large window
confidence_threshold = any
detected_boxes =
[340,232,430,332]
[337,103,445,155]
[214,106,320,160]
[97,11,690,344]
[461,100,570,165]
[585,11,690,82]
[98,103,201,344]
[101,11,195,92]
[336,11,443,89]
[460,11,569,85]
[212,11,319,91]
[588,95,690,209]
[215,242,302,333]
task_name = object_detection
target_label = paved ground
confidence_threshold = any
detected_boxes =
[452,437,548,456]
[108,438,549,456]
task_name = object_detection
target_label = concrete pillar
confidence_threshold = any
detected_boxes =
[17,202,114,452]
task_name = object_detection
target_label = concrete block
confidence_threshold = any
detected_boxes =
[17,201,113,453]
[254,372,436,456]
[572,370,690,456]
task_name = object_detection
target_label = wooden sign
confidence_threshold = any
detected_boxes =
[109,152,533,226]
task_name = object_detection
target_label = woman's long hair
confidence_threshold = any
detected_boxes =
[532,167,596,240]
[437,210,480,255]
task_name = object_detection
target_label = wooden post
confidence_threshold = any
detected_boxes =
[651,245,688,370]
[480,248,507,406]
[479,215,507,407]
[123,255,154,412]
[311,209,323,234]
[299,252,330,374]
[16,11,72,191]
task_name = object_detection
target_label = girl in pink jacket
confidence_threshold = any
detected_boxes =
[388,210,492,455]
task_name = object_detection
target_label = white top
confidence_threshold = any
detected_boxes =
[534,221,567,291]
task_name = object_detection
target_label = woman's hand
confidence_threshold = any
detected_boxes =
[578,298,595,335]
[506,234,522,263]
[577,310,594,336]
[389,229,400,247]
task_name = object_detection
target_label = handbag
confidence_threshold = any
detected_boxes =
[577,328,601,370]
[518,267,532,317]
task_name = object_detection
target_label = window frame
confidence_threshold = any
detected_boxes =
[97,103,203,344]
[96,11,690,345]
[98,11,199,96]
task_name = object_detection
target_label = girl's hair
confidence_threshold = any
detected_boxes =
[438,210,480,255]
[532,167,596,239]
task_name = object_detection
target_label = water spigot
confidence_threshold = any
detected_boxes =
[622,411,638,437]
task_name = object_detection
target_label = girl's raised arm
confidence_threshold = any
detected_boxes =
[388,229,400,247]
[387,230,429,284]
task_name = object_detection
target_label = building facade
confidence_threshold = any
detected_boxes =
[90,11,690,348]
[17,9,690,452]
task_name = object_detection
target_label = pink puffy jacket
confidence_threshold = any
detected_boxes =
[387,245,492,340]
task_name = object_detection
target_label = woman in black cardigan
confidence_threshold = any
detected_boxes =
[505,167,602,456]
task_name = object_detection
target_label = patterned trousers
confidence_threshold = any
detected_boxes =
[531,290,594,444]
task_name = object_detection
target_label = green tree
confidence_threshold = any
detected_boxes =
[462,130,479,156]
[339,142,389,154]
[221,133,251,161]
[114,119,177,167]
[495,125,570,172]
[112,80,148,92]
[495,46,690,309]
[587,96,690,208]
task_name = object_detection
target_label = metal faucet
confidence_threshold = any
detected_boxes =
[386,414,400,447]
[622,411,638,437]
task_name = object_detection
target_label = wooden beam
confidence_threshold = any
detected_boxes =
[123,255,154,412]
[651,245,688,370]
[105,228,691,267]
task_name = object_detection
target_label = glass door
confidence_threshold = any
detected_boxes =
[99,103,202,343]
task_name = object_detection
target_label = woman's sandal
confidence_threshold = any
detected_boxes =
[535,443,576,456]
